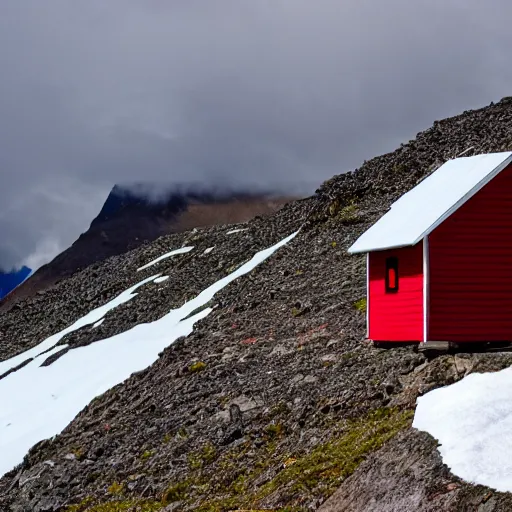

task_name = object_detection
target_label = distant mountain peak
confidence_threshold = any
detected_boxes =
[2,184,296,307]
[0,266,31,300]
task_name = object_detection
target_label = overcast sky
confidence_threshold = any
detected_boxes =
[1,0,512,271]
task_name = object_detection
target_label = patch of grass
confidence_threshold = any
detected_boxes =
[201,442,217,463]
[188,442,217,469]
[177,426,189,439]
[353,297,367,313]
[265,422,285,439]
[107,482,124,495]
[140,450,154,460]
[158,408,412,512]
[328,198,340,217]
[71,446,86,461]
[256,408,413,497]
[188,361,207,373]
[337,202,359,224]
[66,498,163,512]
[162,480,191,504]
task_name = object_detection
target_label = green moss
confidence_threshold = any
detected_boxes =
[291,307,301,317]
[162,481,191,504]
[265,422,285,439]
[188,452,202,470]
[331,241,337,248]
[71,445,86,461]
[157,408,412,511]
[328,198,340,217]
[188,361,207,373]
[188,442,217,469]
[336,200,360,224]
[257,408,413,497]
[107,482,124,495]
[66,498,163,512]
[201,442,217,463]
[353,297,367,313]
[140,450,154,460]
[177,426,189,439]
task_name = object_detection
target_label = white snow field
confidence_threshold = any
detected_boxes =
[0,231,298,477]
[413,366,512,492]
[0,274,160,378]
[137,246,193,271]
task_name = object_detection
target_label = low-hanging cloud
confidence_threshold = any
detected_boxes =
[1,0,512,270]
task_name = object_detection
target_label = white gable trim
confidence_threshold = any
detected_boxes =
[410,154,512,248]
[366,252,370,338]
[423,236,429,343]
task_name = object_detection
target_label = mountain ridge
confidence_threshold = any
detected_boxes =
[1,186,295,310]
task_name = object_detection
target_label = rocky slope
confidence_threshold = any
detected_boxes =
[3,97,512,511]
[1,186,293,309]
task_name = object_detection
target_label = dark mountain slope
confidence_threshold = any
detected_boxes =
[3,97,512,511]
[1,186,294,309]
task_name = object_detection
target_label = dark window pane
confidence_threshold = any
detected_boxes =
[385,257,399,292]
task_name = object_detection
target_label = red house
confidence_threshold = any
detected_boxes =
[348,151,512,344]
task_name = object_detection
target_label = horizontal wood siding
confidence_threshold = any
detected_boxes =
[430,162,512,341]
[369,243,423,341]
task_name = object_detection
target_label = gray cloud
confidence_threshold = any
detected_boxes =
[1,0,512,270]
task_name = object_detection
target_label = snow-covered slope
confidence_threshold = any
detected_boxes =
[0,232,297,477]
[414,366,512,493]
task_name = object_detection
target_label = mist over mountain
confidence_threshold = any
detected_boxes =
[0,184,296,308]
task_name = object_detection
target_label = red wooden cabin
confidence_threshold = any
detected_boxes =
[348,152,512,343]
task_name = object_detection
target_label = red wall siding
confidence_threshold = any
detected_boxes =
[430,163,512,342]
[369,243,423,341]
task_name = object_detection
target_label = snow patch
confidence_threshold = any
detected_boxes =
[413,366,512,492]
[137,246,193,271]
[226,228,248,235]
[0,274,160,378]
[204,247,215,254]
[153,276,169,284]
[92,319,105,329]
[0,231,299,477]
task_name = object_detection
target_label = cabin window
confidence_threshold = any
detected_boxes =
[385,257,399,293]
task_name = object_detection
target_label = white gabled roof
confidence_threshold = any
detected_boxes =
[348,151,512,254]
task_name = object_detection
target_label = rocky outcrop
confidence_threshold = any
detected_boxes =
[3,97,512,510]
